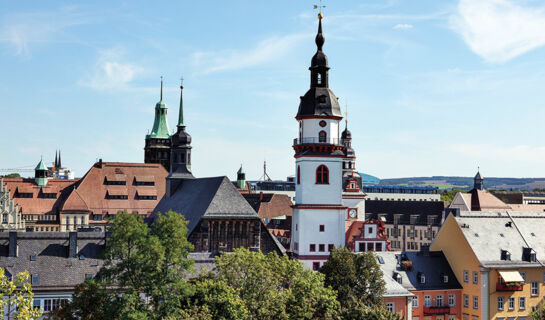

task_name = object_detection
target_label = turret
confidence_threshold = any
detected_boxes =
[236,166,246,189]
[35,158,48,187]
[474,170,484,190]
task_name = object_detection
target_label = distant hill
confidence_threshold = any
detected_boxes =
[379,176,545,191]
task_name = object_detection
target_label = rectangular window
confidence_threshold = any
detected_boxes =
[312,262,320,271]
[464,270,469,283]
[318,244,325,252]
[367,243,374,251]
[463,294,469,308]
[328,244,334,252]
[319,225,325,232]
[375,243,383,251]
[358,243,365,252]
[449,316,456,320]
[309,244,316,252]
[413,296,418,308]
[448,294,455,307]
[44,299,51,311]
[532,281,539,296]
[519,297,526,310]
[31,274,38,284]
[509,297,515,310]
[386,302,394,312]
[497,296,504,311]
[437,295,444,306]
[473,296,478,309]
[472,271,478,284]
[424,295,431,307]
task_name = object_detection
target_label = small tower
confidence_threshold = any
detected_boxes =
[166,79,194,197]
[35,158,48,187]
[474,169,484,190]
[236,165,246,189]
[145,78,171,171]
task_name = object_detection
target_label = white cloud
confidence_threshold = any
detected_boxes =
[393,23,413,30]
[0,6,89,56]
[80,47,142,90]
[192,33,309,74]
[451,0,545,63]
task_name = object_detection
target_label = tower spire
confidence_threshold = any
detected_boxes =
[178,77,184,127]
[58,150,62,168]
[55,150,58,168]
[160,76,163,101]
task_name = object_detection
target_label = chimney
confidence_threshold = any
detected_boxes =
[8,232,17,257]
[98,159,103,168]
[68,232,78,258]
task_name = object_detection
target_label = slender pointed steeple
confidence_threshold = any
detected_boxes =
[178,77,184,127]
[160,76,163,101]
[146,77,170,139]
[55,150,58,168]
[58,150,62,168]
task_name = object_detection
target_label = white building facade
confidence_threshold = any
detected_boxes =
[291,15,348,270]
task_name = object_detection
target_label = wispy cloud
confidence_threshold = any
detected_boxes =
[393,23,414,30]
[451,0,545,63]
[0,6,90,56]
[191,33,309,75]
[79,47,143,91]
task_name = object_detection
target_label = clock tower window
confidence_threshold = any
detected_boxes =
[319,130,327,143]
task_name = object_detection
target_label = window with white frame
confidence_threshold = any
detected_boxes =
[448,294,455,307]
[386,302,394,312]
[472,271,478,284]
[448,316,456,320]
[532,281,539,296]
[464,294,469,308]
[473,296,478,309]
[508,297,515,310]
[437,295,444,306]
[464,270,469,283]
[497,296,504,311]
[520,297,526,310]
[413,296,418,308]
[425,295,431,307]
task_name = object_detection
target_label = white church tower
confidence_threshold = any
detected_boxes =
[291,13,347,270]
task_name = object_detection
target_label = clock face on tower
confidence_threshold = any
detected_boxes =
[349,209,357,218]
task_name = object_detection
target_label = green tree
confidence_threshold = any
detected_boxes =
[342,302,402,320]
[213,248,340,320]
[320,248,387,319]
[440,189,465,202]
[531,301,545,320]
[0,269,42,320]
[52,211,194,320]
[4,173,21,178]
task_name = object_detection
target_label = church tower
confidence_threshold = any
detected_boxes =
[291,13,347,270]
[474,170,484,190]
[144,78,171,171]
[166,80,194,197]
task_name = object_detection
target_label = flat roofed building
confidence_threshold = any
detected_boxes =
[363,185,440,202]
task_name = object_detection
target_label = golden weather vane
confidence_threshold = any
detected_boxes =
[313,0,325,19]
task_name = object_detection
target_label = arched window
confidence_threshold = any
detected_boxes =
[297,166,301,184]
[317,73,322,84]
[319,130,327,143]
[316,165,329,184]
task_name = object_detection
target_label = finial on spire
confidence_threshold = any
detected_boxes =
[345,101,348,128]
[178,76,185,127]
[313,0,325,19]
[160,76,163,101]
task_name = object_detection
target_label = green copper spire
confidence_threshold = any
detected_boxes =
[35,157,48,187]
[146,77,171,139]
[178,77,184,127]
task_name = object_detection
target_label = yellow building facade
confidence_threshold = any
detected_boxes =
[431,212,545,320]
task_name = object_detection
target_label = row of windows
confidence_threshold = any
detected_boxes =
[309,244,334,252]
[463,294,479,309]
[357,242,384,252]
[33,298,69,312]
[463,270,480,284]
[33,226,60,232]
[413,294,456,308]
[498,296,527,311]
[105,194,157,200]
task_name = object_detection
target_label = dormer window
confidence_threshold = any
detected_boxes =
[523,247,536,262]
[418,272,426,284]
[443,275,449,283]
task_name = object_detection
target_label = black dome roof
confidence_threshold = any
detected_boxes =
[296,87,342,118]
[341,127,352,139]
[171,126,191,146]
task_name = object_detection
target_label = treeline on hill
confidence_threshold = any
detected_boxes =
[47,211,400,320]
[380,176,545,190]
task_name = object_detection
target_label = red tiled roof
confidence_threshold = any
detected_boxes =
[106,187,128,196]
[61,190,89,211]
[134,175,155,183]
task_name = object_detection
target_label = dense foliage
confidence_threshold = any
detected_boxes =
[53,211,396,320]
[0,269,42,319]
[440,189,466,202]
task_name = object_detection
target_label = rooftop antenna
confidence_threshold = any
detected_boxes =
[160,76,163,101]
[260,160,272,181]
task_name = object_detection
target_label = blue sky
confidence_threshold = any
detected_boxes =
[2,0,545,180]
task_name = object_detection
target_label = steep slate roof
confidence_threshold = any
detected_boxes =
[365,200,446,226]
[2,178,78,215]
[448,211,545,268]
[375,251,462,292]
[153,176,259,234]
[0,232,105,291]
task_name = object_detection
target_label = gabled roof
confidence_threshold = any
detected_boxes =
[450,211,545,268]
[375,251,462,292]
[242,193,293,220]
[153,176,259,234]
